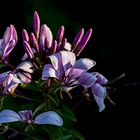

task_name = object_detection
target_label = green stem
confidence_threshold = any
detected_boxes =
[0,97,5,110]
[7,127,39,140]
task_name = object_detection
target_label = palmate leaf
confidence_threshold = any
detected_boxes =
[20,82,43,93]
[56,135,73,140]
[0,64,6,69]
[62,127,85,140]
[59,105,77,122]
[43,125,63,138]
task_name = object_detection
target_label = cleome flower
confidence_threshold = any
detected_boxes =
[0,61,33,95]
[0,109,63,126]
[41,51,96,92]
[0,71,21,95]
[78,72,108,112]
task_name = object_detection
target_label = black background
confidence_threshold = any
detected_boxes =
[0,0,140,139]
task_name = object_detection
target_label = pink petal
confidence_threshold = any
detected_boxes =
[33,11,40,39]
[40,24,53,49]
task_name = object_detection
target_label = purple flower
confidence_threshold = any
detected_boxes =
[0,110,63,126]
[0,72,21,94]
[78,72,108,112]
[0,25,17,62]
[42,51,96,91]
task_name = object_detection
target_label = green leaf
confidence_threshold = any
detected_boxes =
[20,82,43,93]
[56,135,73,140]
[0,64,5,69]
[60,105,77,122]
[33,102,47,116]
[43,125,63,138]
[62,127,85,140]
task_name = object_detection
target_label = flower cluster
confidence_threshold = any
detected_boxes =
[0,11,110,139]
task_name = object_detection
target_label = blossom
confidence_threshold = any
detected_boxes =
[0,72,21,94]
[0,25,17,62]
[78,72,108,112]
[0,109,63,126]
[42,51,96,91]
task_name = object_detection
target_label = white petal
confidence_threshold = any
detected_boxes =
[74,58,96,71]
[64,42,71,51]
[41,64,59,80]
[17,61,34,73]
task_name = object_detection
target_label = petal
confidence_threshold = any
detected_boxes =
[17,72,31,83]
[91,83,107,112]
[64,42,71,51]
[33,11,40,39]
[75,28,92,56]
[0,71,10,85]
[17,61,34,73]
[10,25,18,43]
[66,68,85,83]
[60,51,76,72]
[74,58,96,71]
[49,51,76,77]
[30,32,39,53]
[4,74,21,94]
[49,52,64,76]
[58,38,67,51]
[78,72,97,88]
[34,111,63,126]
[22,29,29,42]
[23,41,34,60]
[56,25,65,43]
[41,64,59,80]
[19,110,32,122]
[0,110,21,123]
[93,72,108,85]
[40,24,53,49]
[72,28,84,50]
[3,26,11,45]
[93,94,106,112]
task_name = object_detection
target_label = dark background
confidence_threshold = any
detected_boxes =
[0,0,140,139]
